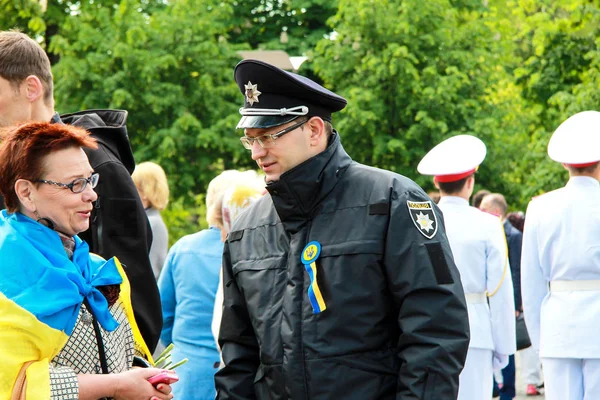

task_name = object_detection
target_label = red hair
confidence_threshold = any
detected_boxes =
[0,122,98,212]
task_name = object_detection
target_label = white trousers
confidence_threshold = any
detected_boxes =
[458,348,493,400]
[520,346,543,385]
[542,357,600,400]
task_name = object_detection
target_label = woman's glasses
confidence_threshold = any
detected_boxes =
[36,173,99,193]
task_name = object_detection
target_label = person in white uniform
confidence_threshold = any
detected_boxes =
[521,110,600,400]
[418,135,516,400]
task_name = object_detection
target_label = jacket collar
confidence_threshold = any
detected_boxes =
[60,109,135,174]
[566,175,600,188]
[439,196,469,207]
[266,132,352,232]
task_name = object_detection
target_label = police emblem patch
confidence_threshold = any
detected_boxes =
[244,81,261,106]
[407,200,438,239]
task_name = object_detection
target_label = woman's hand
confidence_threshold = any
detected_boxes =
[112,368,175,400]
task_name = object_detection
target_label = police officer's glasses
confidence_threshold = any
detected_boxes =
[36,173,99,193]
[240,119,308,150]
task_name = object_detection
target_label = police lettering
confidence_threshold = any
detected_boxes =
[407,202,432,209]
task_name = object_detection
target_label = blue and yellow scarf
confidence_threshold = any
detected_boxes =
[0,210,123,398]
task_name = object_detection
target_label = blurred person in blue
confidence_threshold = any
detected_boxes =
[212,183,266,354]
[480,193,523,400]
[158,170,262,400]
[132,161,170,279]
[0,122,173,400]
[418,135,516,400]
[215,59,469,399]
[522,110,600,400]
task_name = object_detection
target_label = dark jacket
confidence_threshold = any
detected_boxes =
[215,133,470,400]
[60,109,162,352]
[503,219,523,311]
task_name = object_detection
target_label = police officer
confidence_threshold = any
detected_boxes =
[522,111,600,400]
[418,135,516,400]
[214,59,470,399]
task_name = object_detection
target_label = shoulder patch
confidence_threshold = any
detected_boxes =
[407,200,438,239]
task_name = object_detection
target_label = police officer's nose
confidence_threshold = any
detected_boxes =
[251,140,267,161]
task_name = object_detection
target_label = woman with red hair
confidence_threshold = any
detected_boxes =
[0,122,175,400]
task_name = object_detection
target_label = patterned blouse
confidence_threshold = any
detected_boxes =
[46,232,145,399]
[49,300,139,399]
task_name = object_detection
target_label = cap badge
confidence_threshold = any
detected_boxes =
[407,200,438,239]
[244,81,262,106]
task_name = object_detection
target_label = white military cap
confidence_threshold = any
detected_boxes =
[418,135,487,182]
[548,111,600,167]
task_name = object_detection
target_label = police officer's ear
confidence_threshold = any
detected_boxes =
[306,117,326,148]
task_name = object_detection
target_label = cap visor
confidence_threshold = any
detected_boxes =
[236,115,299,129]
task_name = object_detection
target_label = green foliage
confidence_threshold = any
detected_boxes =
[0,0,45,37]
[50,0,254,203]
[313,0,516,197]
[491,0,600,208]
[224,0,338,56]
[161,194,207,247]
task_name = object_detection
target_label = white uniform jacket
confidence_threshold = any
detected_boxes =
[522,176,600,358]
[439,196,516,355]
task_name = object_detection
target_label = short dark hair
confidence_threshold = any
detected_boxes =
[472,189,491,208]
[506,211,525,233]
[565,162,600,175]
[0,31,53,105]
[0,122,97,212]
[437,176,470,195]
[324,120,333,137]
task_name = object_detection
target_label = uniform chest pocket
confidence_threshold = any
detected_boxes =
[231,257,287,316]
[232,256,286,274]
[319,239,384,258]
[312,239,385,302]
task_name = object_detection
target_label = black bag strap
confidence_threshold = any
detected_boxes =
[83,298,109,374]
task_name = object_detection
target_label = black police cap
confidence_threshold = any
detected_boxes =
[234,59,347,129]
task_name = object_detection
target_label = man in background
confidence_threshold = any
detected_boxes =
[418,135,516,400]
[480,193,523,400]
[472,188,491,208]
[522,110,600,400]
[0,30,162,353]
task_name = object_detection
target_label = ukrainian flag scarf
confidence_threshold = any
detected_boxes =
[0,210,122,399]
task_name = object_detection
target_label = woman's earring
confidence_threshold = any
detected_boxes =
[34,210,55,230]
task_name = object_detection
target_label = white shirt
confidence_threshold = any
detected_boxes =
[438,196,516,355]
[522,176,600,358]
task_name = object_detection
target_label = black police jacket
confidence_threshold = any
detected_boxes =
[215,133,470,399]
[60,109,162,353]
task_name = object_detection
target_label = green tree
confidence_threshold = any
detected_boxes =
[313,0,521,199]
[224,0,338,57]
[493,0,600,208]
[0,0,45,37]
[50,0,249,198]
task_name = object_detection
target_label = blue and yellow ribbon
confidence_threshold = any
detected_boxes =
[301,241,326,314]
